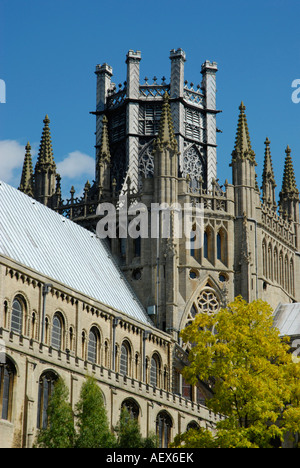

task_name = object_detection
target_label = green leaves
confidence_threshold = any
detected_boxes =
[75,376,116,448]
[35,375,157,448]
[178,296,300,448]
[35,378,75,448]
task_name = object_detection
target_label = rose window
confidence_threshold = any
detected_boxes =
[185,288,220,327]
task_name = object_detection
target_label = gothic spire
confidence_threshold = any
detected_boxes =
[261,137,276,208]
[280,145,298,196]
[279,145,299,222]
[154,92,178,152]
[19,142,34,197]
[231,102,256,164]
[96,115,111,199]
[98,115,111,163]
[36,115,56,168]
[34,115,57,207]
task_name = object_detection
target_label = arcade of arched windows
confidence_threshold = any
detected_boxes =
[2,294,168,392]
[262,238,295,297]
[190,222,228,267]
[0,352,174,447]
[1,293,171,444]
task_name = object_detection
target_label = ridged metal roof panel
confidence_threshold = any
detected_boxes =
[273,303,300,337]
[0,181,152,325]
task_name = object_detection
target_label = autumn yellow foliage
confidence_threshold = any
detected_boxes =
[172,297,300,448]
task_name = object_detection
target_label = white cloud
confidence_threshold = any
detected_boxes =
[0,140,27,186]
[57,151,94,179]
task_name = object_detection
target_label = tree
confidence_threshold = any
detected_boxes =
[173,296,300,448]
[115,407,158,448]
[75,376,116,448]
[35,378,75,448]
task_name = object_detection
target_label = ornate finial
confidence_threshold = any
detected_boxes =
[231,101,256,164]
[98,115,111,164]
[154,91,178,152]
[261,137,276,208]
[280,145,298,195]
[19,141,34,197]
[36,114,55,167]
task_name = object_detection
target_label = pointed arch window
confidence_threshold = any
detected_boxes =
[217,233,221,260]
[150,353,161,388]
[3,301,8,329]
[262,241,267,277]
[0,357,16,421]
[203,231,208,259]
[274,248,278,283]
[88,327,100,364]
[11,297,24,335]
[217,228,227,265]
[268,244,273,281]
[121,398,140,420]
[279,252,284,286]
[37,371,58,429]
[51,314,63,350]
[156,411,172,448]
[284,255,289,292]
[203,227,214,263]
[120,341,131,377]
[290,259,295,296]
[190,225,200,262]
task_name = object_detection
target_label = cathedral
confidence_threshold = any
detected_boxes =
[0,48,299,448]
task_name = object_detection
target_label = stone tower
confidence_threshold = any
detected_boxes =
[18,48,300,330]
[89,50,223,337]
[92,49,218,199]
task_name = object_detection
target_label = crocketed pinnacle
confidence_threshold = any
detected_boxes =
[154,92,178,152]
[36,115,56,168]
[231,102,256,164]
[98,115,111,163]
[280,145,298,196]
[19,142,34,197]
[262,137,276,187]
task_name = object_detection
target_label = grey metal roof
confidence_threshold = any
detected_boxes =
[0,181,152,326]
[273,303,300,337]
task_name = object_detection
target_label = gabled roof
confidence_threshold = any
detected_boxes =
[0,181,152,326]
[273,303,300,338]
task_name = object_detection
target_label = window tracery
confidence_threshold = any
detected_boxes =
[181,146,204,186]
[138,141,154,179]
[185,288,220,328]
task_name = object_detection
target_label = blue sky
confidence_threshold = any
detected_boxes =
[1,0,300,201]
